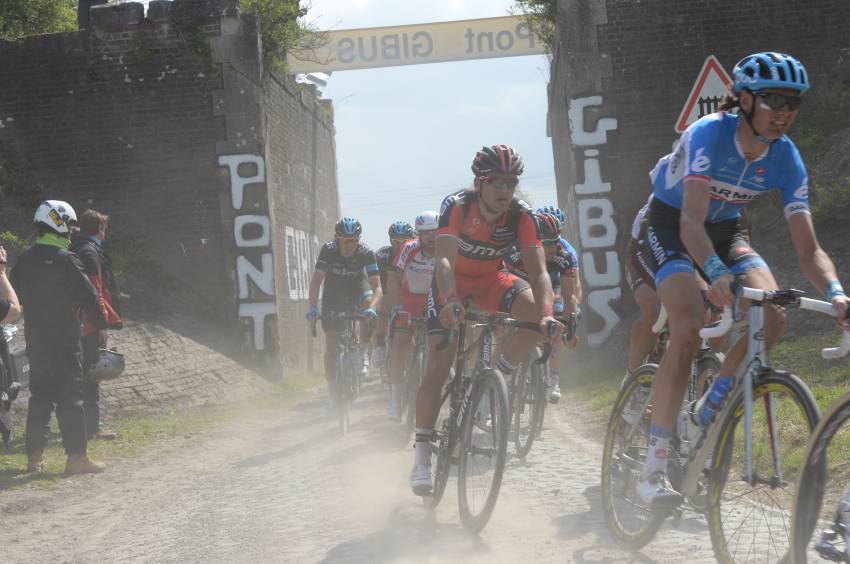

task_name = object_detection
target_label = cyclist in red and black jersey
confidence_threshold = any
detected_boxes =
[409,144,562,494]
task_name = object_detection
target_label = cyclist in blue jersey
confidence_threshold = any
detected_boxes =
[307,217,383,407]
[635,52,849,507]
[504,208,581,402]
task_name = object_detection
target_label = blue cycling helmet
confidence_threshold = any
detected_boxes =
[537,205,565,224]
[388,220,414,240]
[733,52,809,95]
[335,217,362,237]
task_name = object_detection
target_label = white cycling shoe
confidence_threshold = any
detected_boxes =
[547,384,562,404]
[409,462,433,496]
[636,471,683,508]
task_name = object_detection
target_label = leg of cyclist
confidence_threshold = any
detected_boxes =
[357,287,374,376]
[387,311,413,421]
[547,337,564,402]
[638,271,704,506]
[628,283,662,375]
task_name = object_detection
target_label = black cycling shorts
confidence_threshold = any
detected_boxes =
[646,198,767,288]
[321,277,373,333]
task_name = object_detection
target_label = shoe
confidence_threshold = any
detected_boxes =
[88,429,117,441]
[636,471,683,508]
[64,454,106,475]
[26,451,44,473]
[387,400,402,422]
[409,462,433,496]
[547,384,562,404]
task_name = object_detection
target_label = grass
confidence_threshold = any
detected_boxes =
[0,372,325,491]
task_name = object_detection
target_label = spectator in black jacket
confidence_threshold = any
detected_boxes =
[70,209,122,440]
[10,201,107,475]
[0,245,22,323]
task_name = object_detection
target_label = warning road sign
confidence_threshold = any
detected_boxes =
[674,55,733,133]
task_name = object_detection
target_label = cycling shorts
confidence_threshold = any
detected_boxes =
[425,270,530,334]
[391,291,429,335]
[321,277,373,333]
[625,236,657,292]
[647,198,768,288]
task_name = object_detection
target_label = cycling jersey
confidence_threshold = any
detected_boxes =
[437,189,540,278]
[315,241,378,309]
[503,237,578,291]
[650,112,809,223]
[391,239,435,331]
[626,196,656,292]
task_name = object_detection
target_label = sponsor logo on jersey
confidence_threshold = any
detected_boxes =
[755,166,766,176]
[457,237,509,259]
[491,225,515,242]
[794,185,809,199]
[691,147,711,173]
[647,227,667,266]
[709,185,758,203]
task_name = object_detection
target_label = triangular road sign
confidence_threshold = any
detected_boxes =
[675,55,733,133]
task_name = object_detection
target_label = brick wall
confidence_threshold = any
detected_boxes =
[0,0,341,381]
[550,0,850,345]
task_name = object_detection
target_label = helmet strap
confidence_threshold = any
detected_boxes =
[740,93,775,145]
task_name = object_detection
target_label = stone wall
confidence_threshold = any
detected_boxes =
[550,0,850,345]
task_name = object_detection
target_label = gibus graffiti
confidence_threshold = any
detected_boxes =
[284,226,320,301]
[568,95,621,345]
[218,153,277,351]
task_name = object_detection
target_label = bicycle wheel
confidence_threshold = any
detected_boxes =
[707,369,819,564]
[457,368,510,534]
[790,392,850,563]
[429,385,455,508]
[514,357,547,459]
[601,363,668,550]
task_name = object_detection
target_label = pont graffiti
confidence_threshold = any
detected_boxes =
[218,154,277,351]
[569,95,621,345]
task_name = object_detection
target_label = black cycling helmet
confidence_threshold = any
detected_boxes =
[471,144,524,178]
[335,217,362,237]
[388,220,414,240]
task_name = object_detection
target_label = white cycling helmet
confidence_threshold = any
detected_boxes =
[33,200,77,235]
[415,210,439,231]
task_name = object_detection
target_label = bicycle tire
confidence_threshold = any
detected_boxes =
[707,369,819,564]
[600,363,668,550]
[790,391,849,564]
[457,368,510,534]
[514,358,547,459]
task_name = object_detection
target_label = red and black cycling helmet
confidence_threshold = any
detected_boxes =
[471,144,525,178]
[535,212,562,242]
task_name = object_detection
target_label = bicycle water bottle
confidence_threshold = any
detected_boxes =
[693,375,734,428]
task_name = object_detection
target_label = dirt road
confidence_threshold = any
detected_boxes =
[0,381,718,563]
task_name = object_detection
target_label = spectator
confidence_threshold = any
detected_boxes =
[70,209,122,441]
[10,201,107,475]
[0,245,22,323]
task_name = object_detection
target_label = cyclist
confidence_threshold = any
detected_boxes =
[382,211,439,421]
[503,208,580,403]
[409,144,562,494]
[306,217,382,407]
[373,221,416,369]
[636,52,849,507]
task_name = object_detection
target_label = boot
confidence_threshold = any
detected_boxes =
[26,451,44,473]
[64,454,106,475]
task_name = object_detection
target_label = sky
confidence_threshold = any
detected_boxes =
[303,0,556,250]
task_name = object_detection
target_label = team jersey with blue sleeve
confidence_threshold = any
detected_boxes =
[649,112,810,223]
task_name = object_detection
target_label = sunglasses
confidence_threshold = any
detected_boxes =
[338,236,359,244]
[484,176,519,189]
[752,91,802,111]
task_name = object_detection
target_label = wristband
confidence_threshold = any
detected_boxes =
[703,255,732,284]
[826,280,846,301]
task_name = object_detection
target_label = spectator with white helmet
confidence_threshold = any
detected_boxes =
[381,211,439,421]
[10,200,108,475]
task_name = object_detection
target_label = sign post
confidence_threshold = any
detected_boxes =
[674,55,733,133]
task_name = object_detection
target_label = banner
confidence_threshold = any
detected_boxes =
[287,16,545,74]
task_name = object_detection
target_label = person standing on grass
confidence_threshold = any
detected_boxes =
[70,209,123,441]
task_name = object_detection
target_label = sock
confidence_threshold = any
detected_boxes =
[641,424,672,480]
[391,384,403,406]
[550,371,560,386]
[414,427,433,466]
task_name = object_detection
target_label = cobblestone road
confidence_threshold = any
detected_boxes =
[0,381,720,563]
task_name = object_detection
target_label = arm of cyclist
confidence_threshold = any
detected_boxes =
[787,212,849,327]
[559,273,580,348]
[681,179,735,307]
[434,234,464,328]
[306,269,324,318]
[380,269,403,328]
[363,273,382,318]
[519,244,561,341]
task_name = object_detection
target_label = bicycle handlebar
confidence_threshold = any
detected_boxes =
[699,306,733,339]
[534,320,560,365]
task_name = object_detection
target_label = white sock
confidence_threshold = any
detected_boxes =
[414,427,433,466]
[391,384,404,406]
[641,425,672,480]
[550,371,560,386]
